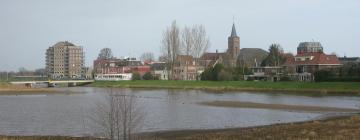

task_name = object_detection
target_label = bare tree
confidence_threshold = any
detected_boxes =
[191,25,210,80]
[98,48,114,59]
[181,26,194,56]
[140,52,155,62]
[90,89,144,140]
[191,25,210,60]
[181,26,194,80]
[161,21,181,80]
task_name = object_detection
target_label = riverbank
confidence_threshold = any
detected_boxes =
[1,114,359,140]
[91,81,360,95]
[140,114,360,140]
[200,101,360,113]
[0,136,98,140]
[0,82,57,94]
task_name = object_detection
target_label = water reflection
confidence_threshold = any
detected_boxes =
[0,87,359,136]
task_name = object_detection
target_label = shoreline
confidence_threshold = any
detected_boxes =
[199,100,360,113]
[139,113,360,140]
[0,114,359,140]
[0,88,58,94]
[90,81,360,96]
[0,84,60,95]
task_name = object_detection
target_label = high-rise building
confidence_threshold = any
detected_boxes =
[46,41,85,79]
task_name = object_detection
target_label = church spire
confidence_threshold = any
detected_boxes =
[230,23,238,37]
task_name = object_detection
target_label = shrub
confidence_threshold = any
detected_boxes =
[200,64,224,81]
[217,70,233,81]
[280,76,292,81]
[142,72,154,80]
[132,72,141,80]
[314,70,332,82]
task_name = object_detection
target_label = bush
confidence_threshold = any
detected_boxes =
[200,68,213,81]
[217,70,233,81]
[201,64,251,81]
[132,72,141,80]
[322,77,360,82]
[314,70,333,82]
[142,72,154,80]
[280,76,292,81]
[200,64,224,81]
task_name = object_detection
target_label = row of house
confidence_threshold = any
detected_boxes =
[93,57,152,80]
[92,24,350,82]
[46,24,357,82]
[248,42,344,81]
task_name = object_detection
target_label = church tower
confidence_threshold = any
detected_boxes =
[227,23,240,67]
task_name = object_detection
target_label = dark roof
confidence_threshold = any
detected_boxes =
[237,48,268,67]
[230,23,238,37]
[151,62,166,70]
[54,41,75,47]
[201,53,223,60]
[338,57,360,62]
[285,52,341,65]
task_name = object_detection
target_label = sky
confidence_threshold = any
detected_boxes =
[0,0,359,71]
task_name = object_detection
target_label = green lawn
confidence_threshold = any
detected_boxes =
[91,80,360,95]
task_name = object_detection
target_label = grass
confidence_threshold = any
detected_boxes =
[90,80,360,95]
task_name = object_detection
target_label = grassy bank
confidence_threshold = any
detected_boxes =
[2,115,359,140]
[91,80,360,95]
[0,136,98,140]
[0,81,57,94]
[0,81,9,87]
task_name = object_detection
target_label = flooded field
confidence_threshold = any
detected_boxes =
[0,87,359,136]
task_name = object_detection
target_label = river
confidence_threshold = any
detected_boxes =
[0,87,359,136]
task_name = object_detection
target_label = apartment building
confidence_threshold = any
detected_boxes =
[46,41,85,79]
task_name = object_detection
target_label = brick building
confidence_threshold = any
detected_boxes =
[283,42,342,81]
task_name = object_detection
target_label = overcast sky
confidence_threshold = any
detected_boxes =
[0,0,359,71]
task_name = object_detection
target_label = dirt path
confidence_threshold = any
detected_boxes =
[200,100,360,112]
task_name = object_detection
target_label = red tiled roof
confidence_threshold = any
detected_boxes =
[284,52,341,65]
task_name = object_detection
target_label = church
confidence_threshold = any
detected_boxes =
[201,23,241,68]
[201,23,268,68]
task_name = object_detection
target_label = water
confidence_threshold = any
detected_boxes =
[0,87,359,136]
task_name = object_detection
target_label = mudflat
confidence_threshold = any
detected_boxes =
[200,100,360,112]
[0,85,57,95]
[140,115,360,140]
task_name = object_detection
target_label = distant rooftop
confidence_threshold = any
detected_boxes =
[53,41,76,47]
[297,42,323,54]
